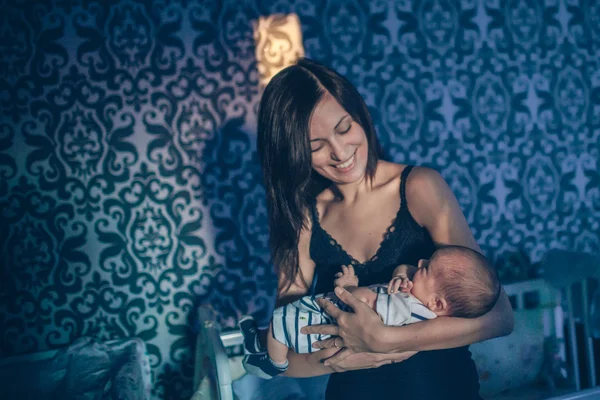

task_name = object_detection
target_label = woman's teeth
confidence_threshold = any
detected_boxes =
[335,154,355,169]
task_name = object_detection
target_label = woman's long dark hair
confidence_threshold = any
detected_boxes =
[257,58,382,294]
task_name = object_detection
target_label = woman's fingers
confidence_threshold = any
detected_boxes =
[315,297,344,319]
[322,348,352,367]
[332,286,363,311]
[301,322,339,336]
[394,351,418,362]
[311,336,342,349]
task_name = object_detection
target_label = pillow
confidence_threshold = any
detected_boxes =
[0,337,112,400]
[64,338,112,400]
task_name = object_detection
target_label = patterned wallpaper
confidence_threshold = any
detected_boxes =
[1,0,599,399]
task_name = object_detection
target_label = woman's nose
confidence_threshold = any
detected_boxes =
[329,138,347,162]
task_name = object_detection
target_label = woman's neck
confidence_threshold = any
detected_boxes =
[333,177,370,204]
[333,162,384,203]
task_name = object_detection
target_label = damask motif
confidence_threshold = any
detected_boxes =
[419,0,458,53]
[382,78,423,142]
[536,40,598,141]
[325,0,366,57]
[395,0,479,78]
[486,0,561,66]
[0,5,32,83]
[556,66,589,129]
[1,177,91,353]
[451,43,530,146]
[505,0,541,47]
[220,1,260,61]
[0,124,17,183]
[0,0,68,122]
[1,1,599,400]
[523,154,560,218]
[567,0,600,56]
[131,205,174,273]
[106,2,154,69]
[58,107,105,178]
[444,162,478,221]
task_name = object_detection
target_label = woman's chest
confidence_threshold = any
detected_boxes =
[311,220,434,293]
[319,201,401,264]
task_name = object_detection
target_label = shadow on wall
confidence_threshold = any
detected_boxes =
[191,117,276,328]
[191,11,307,332]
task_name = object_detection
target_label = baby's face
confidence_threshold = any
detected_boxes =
[410,258,438,304]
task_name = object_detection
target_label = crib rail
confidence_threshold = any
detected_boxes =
[193,307,237,400]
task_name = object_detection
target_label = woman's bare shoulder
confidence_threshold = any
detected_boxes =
[404,165,445,197]
[404,166,452,226]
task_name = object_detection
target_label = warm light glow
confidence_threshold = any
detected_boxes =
[254,13,304,86]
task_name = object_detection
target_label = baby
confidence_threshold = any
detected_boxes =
[242,245,501,379]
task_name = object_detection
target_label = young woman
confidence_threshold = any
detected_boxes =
[256,57,514,399]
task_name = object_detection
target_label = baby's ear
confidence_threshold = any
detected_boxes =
[428,295,449,315]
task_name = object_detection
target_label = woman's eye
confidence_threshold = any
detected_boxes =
[339,123,352,134]
[311,144,324,152]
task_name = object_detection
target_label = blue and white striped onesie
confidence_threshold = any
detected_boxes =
[271,285,436,354]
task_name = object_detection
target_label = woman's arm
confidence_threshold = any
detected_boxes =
[285,346,418,375]
[375,289,512,353]
[400,167,514,343]
[303,167,514,360]
[371,167,514,351]
[275,217,316,307]
[274,217,331,377]
[284,349,336,377]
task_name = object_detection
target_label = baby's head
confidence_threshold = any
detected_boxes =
[411,245,500,318]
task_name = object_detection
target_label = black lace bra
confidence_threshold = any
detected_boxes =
[309,165,436,294]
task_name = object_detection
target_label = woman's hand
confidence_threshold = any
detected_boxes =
[320,347,418,372]
[302,286,386,353]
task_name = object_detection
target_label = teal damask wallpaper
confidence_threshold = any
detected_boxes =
[0,0,599,399]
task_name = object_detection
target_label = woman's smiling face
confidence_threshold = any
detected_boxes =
[308,93,369,185]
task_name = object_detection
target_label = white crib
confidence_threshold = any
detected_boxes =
[193,278,600,400]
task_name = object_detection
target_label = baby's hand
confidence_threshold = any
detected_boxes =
[334,265,359,288]
[388,275,413,294]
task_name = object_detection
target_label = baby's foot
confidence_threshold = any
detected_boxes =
[242,353,288,379]
[239,316,265,354]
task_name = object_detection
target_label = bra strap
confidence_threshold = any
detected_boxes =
[400,165,414,206]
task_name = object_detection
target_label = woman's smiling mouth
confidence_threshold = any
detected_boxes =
[334,151,356,172]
